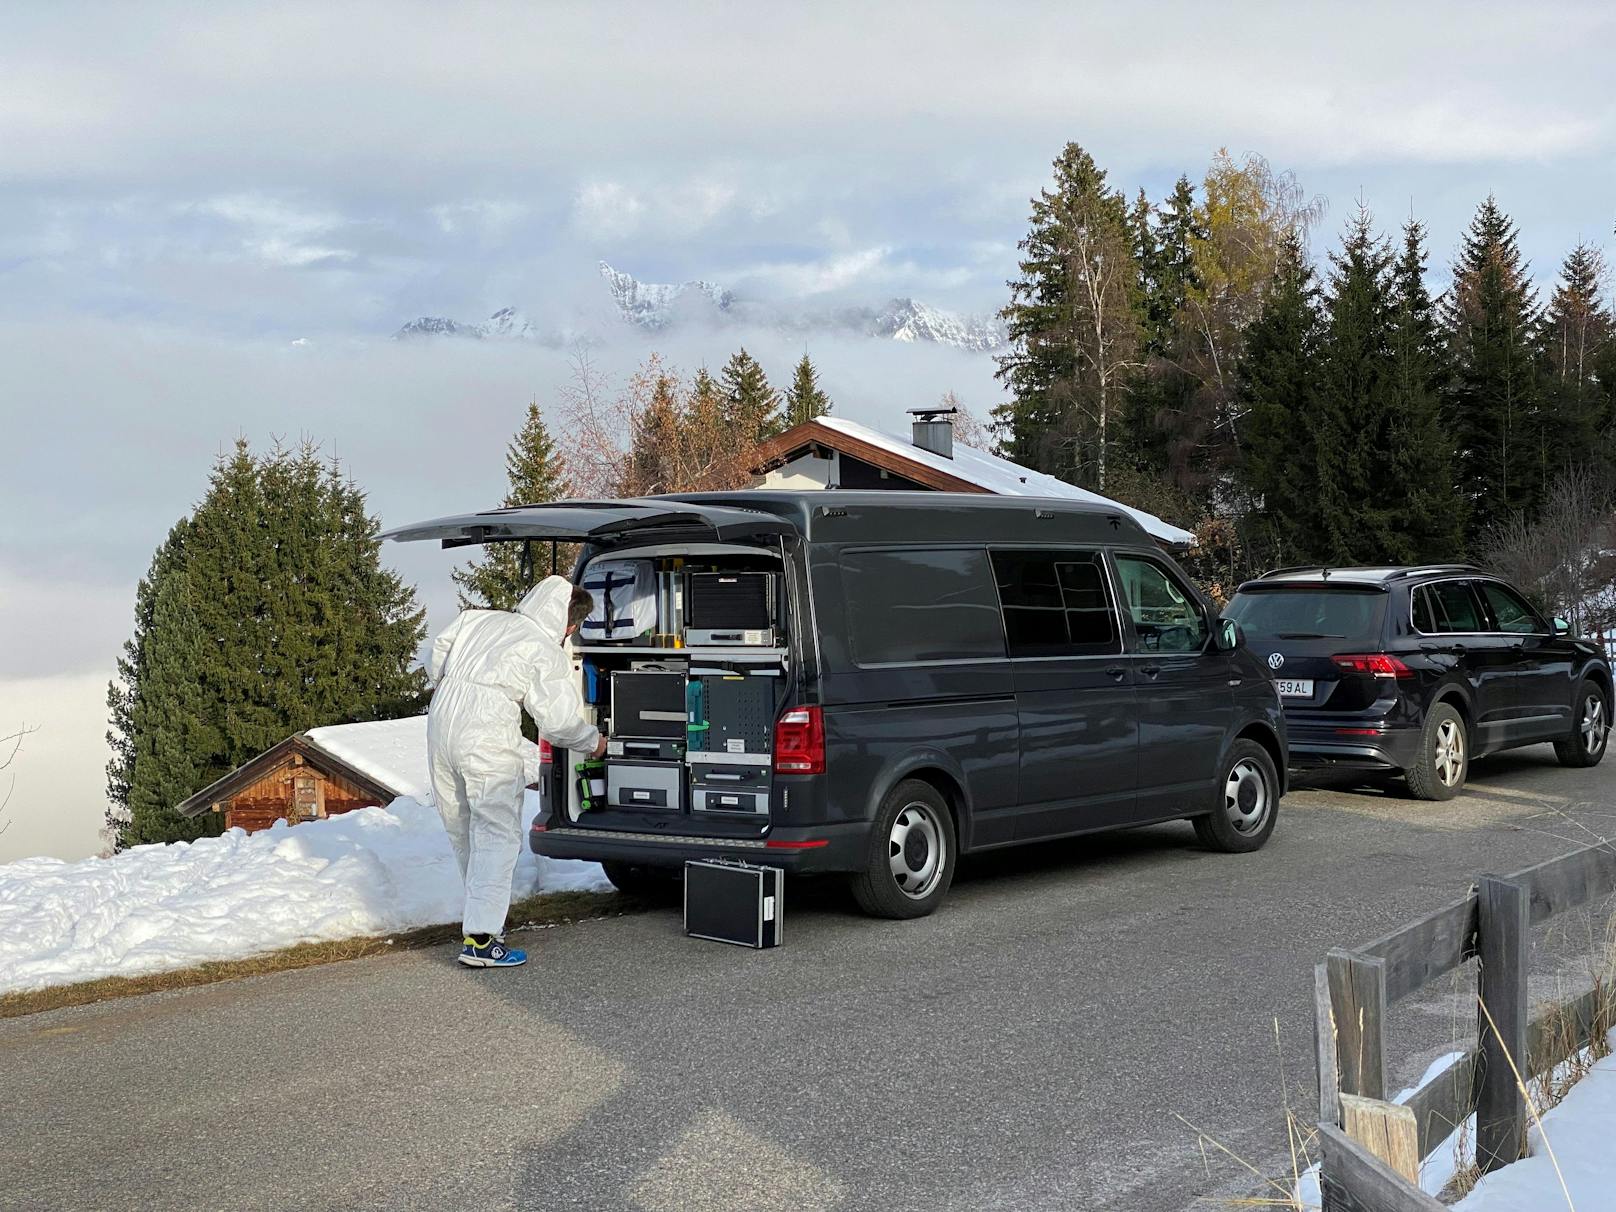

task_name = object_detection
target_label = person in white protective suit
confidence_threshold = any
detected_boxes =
[427,575,606,968]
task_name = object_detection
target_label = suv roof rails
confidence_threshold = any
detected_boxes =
[1385,564,1481,580]
[1258,564,1326,579]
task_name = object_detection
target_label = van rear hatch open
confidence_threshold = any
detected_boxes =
[1224,582,1392,712]
[381,499,796,547]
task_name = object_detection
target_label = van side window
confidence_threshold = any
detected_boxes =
[1114,555,1207,653]
[1477,581,1543,634]
[840,547,1006,665]
[991,550,1119,657]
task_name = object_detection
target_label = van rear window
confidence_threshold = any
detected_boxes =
[1224,587,1385,642]
[840,547,1006,665]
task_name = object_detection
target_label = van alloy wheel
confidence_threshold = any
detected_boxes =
[1434,718,1465,787]
[889,801,946,900]
[1224,759,1271,835]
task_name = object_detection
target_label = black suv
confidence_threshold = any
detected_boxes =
[1223,565,1611,799]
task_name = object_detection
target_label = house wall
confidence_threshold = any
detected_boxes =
[216,758,385,833]
[760,451,838,489]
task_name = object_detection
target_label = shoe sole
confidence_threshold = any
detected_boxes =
[457,955,527,968]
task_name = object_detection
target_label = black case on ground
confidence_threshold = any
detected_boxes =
[684,860,783,948]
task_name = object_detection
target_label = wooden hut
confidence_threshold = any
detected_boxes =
[175,733,403,834]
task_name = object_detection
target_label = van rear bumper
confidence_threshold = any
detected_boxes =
[530,819,868,874]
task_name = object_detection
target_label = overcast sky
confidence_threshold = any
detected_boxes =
[3,1,1614,861]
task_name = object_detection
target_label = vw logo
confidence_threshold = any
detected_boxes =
[1268,652,1285,671]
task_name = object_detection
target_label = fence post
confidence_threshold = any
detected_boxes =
[1316,961,1343,1125]
[1326,948,1388,1101]
[1476,874,1529,1173]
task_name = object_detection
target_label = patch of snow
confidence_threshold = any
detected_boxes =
[1456,1029,1616,1211]
[811,415,1196,545]
[0,794,608,996]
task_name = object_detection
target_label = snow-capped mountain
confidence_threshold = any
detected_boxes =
[394,307,537,342]
[598,261,733,329]
[868,298,1005,353]
[392,263,1006,352]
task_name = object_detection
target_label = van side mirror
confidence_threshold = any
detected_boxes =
[1214,618,1243,652]
[1553,617,1571,637]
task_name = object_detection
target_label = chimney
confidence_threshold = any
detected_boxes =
[908,406,956,460]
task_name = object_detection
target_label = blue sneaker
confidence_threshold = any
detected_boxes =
[457,935,526,968]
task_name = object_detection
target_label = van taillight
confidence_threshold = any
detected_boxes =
[538,740,553,764]
[774,706,825,775]
[1332,653,1413,679]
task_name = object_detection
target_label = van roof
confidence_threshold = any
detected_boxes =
[382,490,1164,551]
[655,490,1160,547]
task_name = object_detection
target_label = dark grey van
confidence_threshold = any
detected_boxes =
[386,491,1286,918]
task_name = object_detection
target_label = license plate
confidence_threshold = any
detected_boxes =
[1276,678,1314,698]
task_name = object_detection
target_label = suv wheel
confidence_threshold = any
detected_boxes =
[849,779,956,919]
[1554,680,1610,768]
[1406,702,1468,800]
[1193,740,1280,853]
[600,861,681,902]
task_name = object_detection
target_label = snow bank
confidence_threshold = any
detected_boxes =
[1456,1029,1616,1211]
[0,794,608,996]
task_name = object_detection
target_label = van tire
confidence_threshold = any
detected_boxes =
[1192,740,1280,853]
[601,861,681,902]
[1405,702,1468,800]
[1554,679,1610,768]
[850,779,956,919]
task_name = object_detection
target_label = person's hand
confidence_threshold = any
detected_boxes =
[591,735,609,759]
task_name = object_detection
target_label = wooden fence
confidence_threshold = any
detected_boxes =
[1314,840,1616,1211]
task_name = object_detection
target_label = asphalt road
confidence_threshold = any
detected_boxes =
[3,746,1614,1212]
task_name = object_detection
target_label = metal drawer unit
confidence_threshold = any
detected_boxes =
[606,760,684,811]
[688,753,771,817]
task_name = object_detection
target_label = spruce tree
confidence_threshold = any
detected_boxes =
[453,401,571,610]
[995,141,1142,489]
[1235,231,1322,561]
[1387,220,1466,559]
[105,519,189,839]
[1539,243,1615,469]
[719,348,782,443]
[107,440,428,848]
[1441,196,1544,543]
[1314,207,1400,564]
[782,354,832,427]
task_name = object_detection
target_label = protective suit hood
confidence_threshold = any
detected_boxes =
[516,575,575,643]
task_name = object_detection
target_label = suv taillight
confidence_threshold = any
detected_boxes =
[538,740,553,765]
[1332,653,1413,679]
[774,706,825,775]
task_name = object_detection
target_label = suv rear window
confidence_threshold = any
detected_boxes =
[1224,586,1385,642]
[1415,581,1486,634]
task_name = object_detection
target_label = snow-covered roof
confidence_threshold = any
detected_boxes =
[305,717,432,802]
[807,416,1195,546]
[303,716,545,805]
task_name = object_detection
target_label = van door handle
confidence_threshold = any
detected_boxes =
[1104,666,1126,682]
[1140,665,1162,680]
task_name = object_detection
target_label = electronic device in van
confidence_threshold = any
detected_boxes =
[684,572,775,646]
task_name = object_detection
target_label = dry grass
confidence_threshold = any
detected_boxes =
[0,888,643,1021]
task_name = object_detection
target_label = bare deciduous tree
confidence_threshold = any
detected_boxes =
[1482,467,1616,646]
[0,726,35,838]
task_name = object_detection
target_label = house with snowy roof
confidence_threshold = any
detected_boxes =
[749,409,1194,547]
[175,718,434,833]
